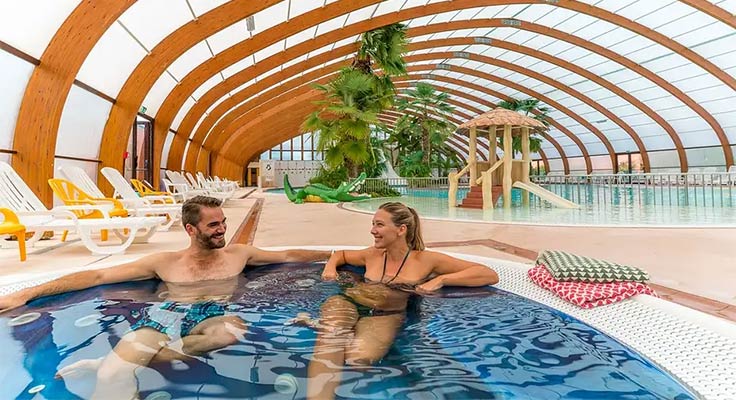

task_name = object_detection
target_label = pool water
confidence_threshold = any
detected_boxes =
[345,185,736,226]
[0,263,694,399]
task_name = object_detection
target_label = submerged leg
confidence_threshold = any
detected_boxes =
[307,295,359,400]
[345,313,405,366]
[56,328,170,400]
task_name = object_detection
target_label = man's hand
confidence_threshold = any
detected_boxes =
[0,292,29,314]
[321,267,338,281]
[415,276,445,294]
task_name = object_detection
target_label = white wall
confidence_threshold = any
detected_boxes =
[55,85,113,159]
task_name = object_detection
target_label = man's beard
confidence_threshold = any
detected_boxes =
[196,230,226,249]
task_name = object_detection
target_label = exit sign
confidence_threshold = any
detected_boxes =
[139,106,147,114]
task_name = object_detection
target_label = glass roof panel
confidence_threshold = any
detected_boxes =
[253,40,287,63]
[142,73,178,117]
[207,21,250,55]
[221,57,254,79]
[188,0,229,17]
[192,74,224,100]
[288,0,322,20]
[250,1,289,35]
[118,0,193,50]
[168,41,212,80]
[76,23,148,98]
[345,5,380,26]
[0,0,80,58]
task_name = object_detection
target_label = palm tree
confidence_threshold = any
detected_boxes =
[396,82,456,164]
[497,97,548,156]
[302,24,408,177]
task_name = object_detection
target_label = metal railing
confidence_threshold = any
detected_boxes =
[531,173,736,208]
[362,177,463,199]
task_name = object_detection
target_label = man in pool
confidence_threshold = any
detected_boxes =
[0,195,331,398]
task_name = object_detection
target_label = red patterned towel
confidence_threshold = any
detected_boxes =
[529,264,657,309]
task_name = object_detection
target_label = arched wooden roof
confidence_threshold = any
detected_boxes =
[2,0,734,203]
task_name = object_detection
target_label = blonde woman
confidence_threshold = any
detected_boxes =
[307,202,498,399]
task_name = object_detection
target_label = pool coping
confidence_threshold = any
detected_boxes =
[339,200,736,229]
[2,246,734,399]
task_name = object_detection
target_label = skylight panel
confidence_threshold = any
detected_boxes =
[316,14,348,36]
[221,57,254,79]
[373,0,404,17]
[168,41,212,80]
[250,2,289,34]
[207,21,250,55]
[288,0,322,20]
[188,0,229,17]
[192,74,224,100]
[0,0,80,58]
[285,27,317,48]
[345,5,379,26]
[118,0,193,50]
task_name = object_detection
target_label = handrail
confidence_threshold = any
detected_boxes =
[475,159,503,185]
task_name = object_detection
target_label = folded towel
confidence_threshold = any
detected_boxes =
[528,264,656,309]
[537,250,649,283]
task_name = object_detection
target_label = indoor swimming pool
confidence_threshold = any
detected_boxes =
[0,263,695,399]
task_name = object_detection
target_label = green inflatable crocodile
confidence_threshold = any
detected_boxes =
[284,172,371,204]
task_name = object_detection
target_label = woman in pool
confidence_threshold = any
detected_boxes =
[307,201,499,399]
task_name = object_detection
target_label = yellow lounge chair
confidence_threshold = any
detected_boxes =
[0,207,26,261]
[130,179,178,203]
[48,178,129,242]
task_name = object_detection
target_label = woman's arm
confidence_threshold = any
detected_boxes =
[321,249,370,280]
[416,252,499,292]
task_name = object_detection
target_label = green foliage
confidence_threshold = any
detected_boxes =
[357,23,408,76]
[303,23,408,177]
[309,166,349,189]
[496,97,548,157]
[360,180,401,198]
[397,151,431,177]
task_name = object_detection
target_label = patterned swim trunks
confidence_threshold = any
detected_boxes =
[130,301,226,337]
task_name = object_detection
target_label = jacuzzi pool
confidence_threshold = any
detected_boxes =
[0,262,696,399]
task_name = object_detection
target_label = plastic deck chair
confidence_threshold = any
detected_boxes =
[0,207,26,261]
[100,167,182,230]
[130,179,180,203]
[0,162,165,256]
[48,178,129,241]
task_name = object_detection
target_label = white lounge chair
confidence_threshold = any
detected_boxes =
[0,161,165,255]
[164,171,210,200]
[196,172,236,197]
[61,166,182,231]
[169,171,230,202]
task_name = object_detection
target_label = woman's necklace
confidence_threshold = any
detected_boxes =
[381,248,411,285]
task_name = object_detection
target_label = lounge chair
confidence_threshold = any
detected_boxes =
[98,167,182,230]
[0,161,165,256]
[130,179,181,203]
[0,207,26,261]
[164,171,210,200]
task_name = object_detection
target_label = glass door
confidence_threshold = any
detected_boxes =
[125,120,153,182]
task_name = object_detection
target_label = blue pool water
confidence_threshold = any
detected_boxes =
[0,264,695,399]
[345,184,736,226]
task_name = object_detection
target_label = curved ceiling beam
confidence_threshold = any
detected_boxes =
[409,19,730,170]
[188,69,577,175]
[406,54,651,171]
[411,37,686,171]
[148,0,736,182]
[100,0,382,192]
[193,54,588,174]
[218,64,608,172]
[11,0,135,205]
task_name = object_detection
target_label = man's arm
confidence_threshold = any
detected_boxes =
[244,246,332,267]
[416,252,499,292]
[0,253,162,313]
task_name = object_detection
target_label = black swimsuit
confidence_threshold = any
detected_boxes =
[344,249,413,317]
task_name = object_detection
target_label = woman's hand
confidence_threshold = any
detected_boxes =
[415,276,445,294]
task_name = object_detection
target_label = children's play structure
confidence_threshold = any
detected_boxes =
[449,108,579,210]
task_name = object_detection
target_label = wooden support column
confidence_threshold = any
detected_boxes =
[469,126,477,186]
[489,125,497,162]
[503,124,512,209]
[521,126,531,207]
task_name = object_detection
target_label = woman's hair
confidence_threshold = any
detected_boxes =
[378,202,425,251]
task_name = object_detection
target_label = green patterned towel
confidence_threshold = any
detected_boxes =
[536,250,649,283]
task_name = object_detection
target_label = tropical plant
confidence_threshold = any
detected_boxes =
[396,82,456,164]
[497,97,548,157]
[303,23,408,177]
